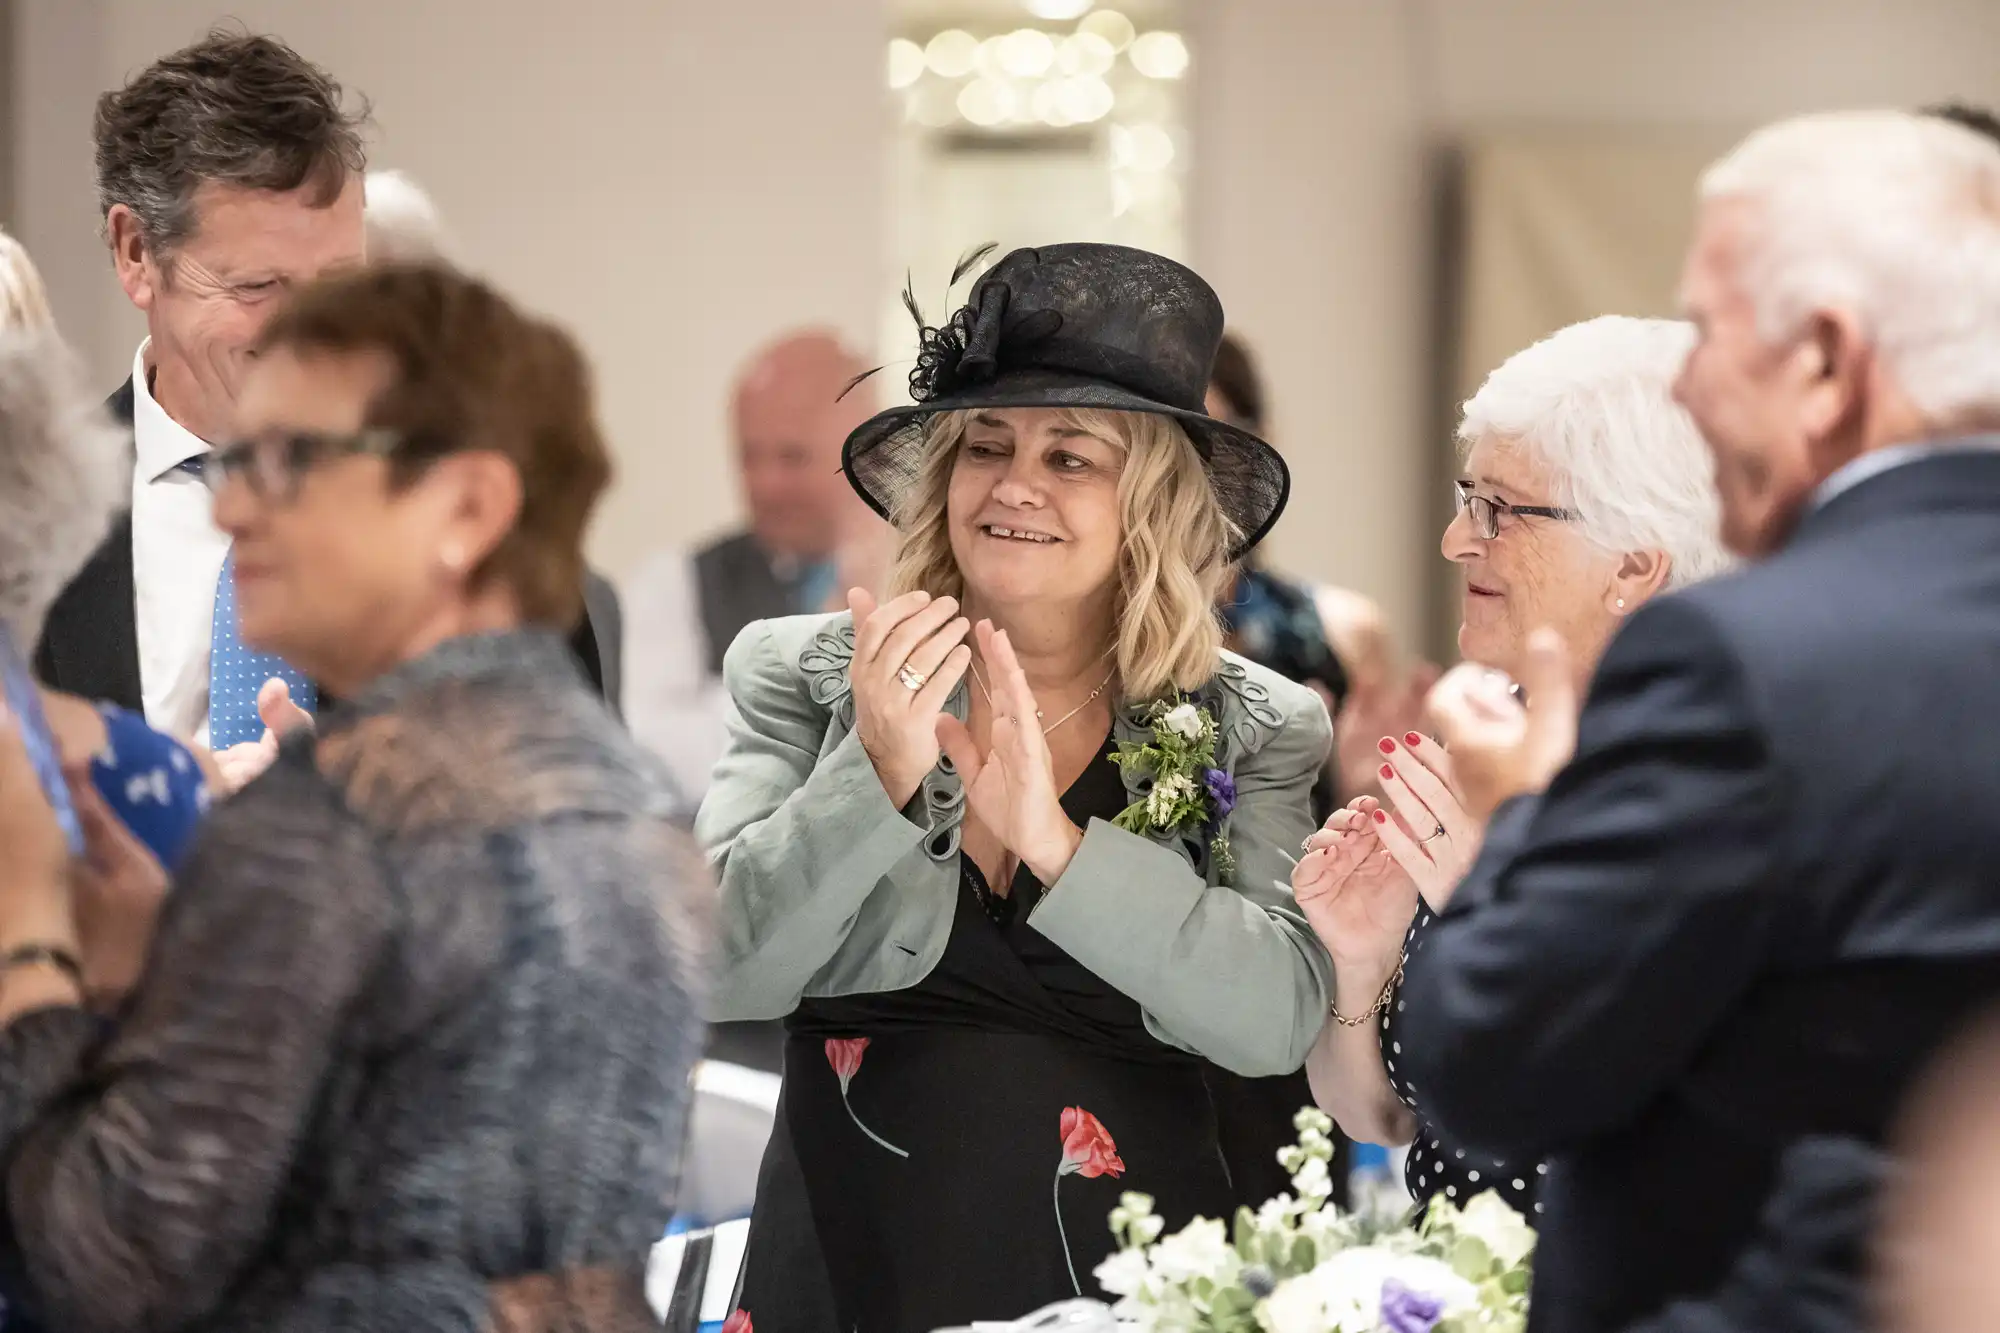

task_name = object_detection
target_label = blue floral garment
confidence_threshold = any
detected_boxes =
[88,705,211,871]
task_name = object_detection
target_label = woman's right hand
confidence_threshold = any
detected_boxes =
[1292,799,1419,974]
[847,587,973,808]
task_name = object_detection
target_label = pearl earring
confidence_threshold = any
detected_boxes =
[1615,597,1627,611]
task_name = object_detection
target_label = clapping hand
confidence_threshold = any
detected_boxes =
[210,677,315,796]
[1367,732,1482,911]
[1427,628,1579,821]
[935,621,1083,886]
[848,587,973,808]
[1293,801,1419,970]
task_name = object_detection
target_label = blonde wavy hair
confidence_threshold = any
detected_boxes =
[0,231,53,333]
[885,407,1236,702]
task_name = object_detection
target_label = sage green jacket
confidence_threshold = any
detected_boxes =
[694,610,1335,1077]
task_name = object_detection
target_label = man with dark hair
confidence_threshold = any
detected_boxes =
[35,30,609,783]
[1923,100,2000,145]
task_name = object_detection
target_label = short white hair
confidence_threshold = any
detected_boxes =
[1700,110,2000,425]
[0,334,126,648]
[364,169,453,264]
[1459,315,1732,589]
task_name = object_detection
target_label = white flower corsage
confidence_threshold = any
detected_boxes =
[1109,699,1237,879]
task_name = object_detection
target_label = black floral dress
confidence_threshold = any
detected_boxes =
[740,738,1237,1333]
[1383,905,1544,1217]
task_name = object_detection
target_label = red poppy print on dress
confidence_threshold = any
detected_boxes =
[825,1037,908,1158]
[1052,1106,1125,1293]
[720,1312,751,1333]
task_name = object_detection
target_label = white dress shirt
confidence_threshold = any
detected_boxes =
[621,549,733,802]
[129,341,230,746]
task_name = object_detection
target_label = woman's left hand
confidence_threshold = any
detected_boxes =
[1369,732,1483,911]
[935,621,1084,885]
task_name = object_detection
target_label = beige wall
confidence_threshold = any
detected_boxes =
[11,0,2000,642]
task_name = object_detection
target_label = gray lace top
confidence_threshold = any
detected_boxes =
[0,630,711,1333]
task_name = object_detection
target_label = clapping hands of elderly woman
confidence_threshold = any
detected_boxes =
[1426,627,1580,822]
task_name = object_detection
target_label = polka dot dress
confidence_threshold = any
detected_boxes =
[1382,904,1543,1217]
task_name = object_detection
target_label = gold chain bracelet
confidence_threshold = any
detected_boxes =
[1328,958,1405,1028]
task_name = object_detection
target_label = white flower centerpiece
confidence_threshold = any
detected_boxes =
[1092,1109,1534,1333]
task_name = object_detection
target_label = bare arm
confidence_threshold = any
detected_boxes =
[1292,801,1422,1145]
[1305,954,1415,1147]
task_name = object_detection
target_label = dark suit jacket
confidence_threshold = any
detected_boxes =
[34,379,618,715]
[1396,449,2000,1333]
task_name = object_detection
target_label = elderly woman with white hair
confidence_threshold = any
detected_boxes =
[0,237,215,986]
[1296,315,1731,1212]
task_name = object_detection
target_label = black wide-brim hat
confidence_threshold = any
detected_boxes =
[842,243,1290,558]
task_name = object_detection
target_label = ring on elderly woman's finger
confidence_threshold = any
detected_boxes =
[896,664,929,692]
[1419,823,1446,845]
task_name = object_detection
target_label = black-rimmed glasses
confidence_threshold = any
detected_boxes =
[200,428,408,501]
[1452,478,1580,540]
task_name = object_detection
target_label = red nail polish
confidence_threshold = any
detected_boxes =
[1378,738,1396,754]
[1405,732,1423,747]
[1379,763,1394,780]
[1372,809,1388,824]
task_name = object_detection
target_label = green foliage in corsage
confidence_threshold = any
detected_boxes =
[1109,700,1237,880]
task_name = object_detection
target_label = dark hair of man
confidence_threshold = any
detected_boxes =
[1923,101,2000,148]
[94,27,370,257]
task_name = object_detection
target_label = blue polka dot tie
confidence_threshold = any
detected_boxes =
[208,548,317,748]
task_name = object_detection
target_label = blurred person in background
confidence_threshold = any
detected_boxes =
[1394,111,2000,1333]
[624,329,886,813]
[33,32,612,796]
[1206,330,1436,811]
[363,167,456,263]
[0,231,54,329]
[0,262,709,1333]
[362,165,626,714]
[1297,315,1730,1218]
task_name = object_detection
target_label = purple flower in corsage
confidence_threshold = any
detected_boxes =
[1378,1278,1447,1333]
[1201,767,1236,818]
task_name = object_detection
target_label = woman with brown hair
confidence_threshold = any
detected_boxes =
[0,263,709,1333]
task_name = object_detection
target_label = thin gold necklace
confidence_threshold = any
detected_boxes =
[969,651,1116,736]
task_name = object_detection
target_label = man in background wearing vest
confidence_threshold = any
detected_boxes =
[624,328,884,806]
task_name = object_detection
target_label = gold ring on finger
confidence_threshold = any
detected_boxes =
[896,664,929,692]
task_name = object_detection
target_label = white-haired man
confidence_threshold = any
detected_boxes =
[1395,111,2000,1333]
[363,169,453,263]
